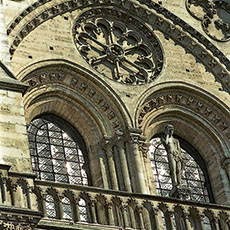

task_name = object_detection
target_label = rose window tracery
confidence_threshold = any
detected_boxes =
[186,0,230,42]
[73,8,164,85]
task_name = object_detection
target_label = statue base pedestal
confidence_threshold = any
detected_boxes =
[169,186,190,200]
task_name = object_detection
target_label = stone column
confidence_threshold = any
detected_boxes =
[128,129,147,194]
[74,197,81,222]
[152,208,161,229]
[168,211,176,230]
[183,211,192,230]
[0,165,10,205]
[121,203,130,228]
[90,199,97,224]
[41,192,48,218]
[107,202,115,226]
[137,206,145,230]
[102,137,119,190]
[129,206,136,228]
[58,195,64,219]
[98,146,109,189]
[213,215,220,230]
[115,132,132,192]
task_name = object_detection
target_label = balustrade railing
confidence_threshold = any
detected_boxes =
[33,180,230,230]
[0,166,229,230]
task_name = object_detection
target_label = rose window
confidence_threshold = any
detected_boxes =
[73,8,164,85]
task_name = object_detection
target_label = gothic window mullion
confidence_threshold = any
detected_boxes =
[61,129,70,184]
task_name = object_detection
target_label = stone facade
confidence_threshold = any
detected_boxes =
[1,0,230,229]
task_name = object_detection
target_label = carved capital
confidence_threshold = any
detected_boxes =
[101,136,113,154]
[127,127,144,144]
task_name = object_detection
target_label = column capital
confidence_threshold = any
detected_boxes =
[101,136,113,154]
[126,128,146,144]
[114,130,125,149]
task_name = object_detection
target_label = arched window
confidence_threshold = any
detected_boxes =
[27,115,90,185]
[149,136,213,202]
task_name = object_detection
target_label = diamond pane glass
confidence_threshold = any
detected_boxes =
[149,137,210,202]
[46,195,56,218]
[28,118,88,186]
[62,197,73,220]
[79,198,88,222]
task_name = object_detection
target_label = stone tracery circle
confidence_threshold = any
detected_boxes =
[186,0,230,42]
[73,8,164,85]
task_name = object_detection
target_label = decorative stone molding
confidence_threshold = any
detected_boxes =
[221,157,230,179]
[0,222,33,230]
[7,0,230,92]
[73,7,164,85]
[186,0,230,42]
[23,67,123,131]
[138,92,230,140]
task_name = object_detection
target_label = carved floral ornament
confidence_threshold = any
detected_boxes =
[73,8,164,85]
[186,0,230,42]
[138,93,230,139]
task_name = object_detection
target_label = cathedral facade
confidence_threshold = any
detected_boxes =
[1,0,230,229]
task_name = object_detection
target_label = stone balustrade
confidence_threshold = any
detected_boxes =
[0,165,228,230]
[33,180,230,230]
[0,165,42,229]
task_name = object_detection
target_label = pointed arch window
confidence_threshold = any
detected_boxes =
[27,115,90,185]
[149,136,213,203]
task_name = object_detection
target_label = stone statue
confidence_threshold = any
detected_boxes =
[161,124,183,187]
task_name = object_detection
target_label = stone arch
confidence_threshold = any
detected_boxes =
[135,82,230,204]
[7,0,230,93]
[21,60,132,188]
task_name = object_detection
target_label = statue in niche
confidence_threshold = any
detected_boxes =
[161,124,190,199]
[161,124,183,188]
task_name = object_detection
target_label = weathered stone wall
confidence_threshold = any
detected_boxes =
[2,0,230,205]
[0,88,32,172]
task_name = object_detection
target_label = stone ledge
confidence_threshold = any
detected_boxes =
[38,219,121,230]
[0,61,28,94]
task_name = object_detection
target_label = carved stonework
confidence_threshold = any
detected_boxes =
[138,93,230,139]
[186,0,230,42]
[7,1,230,91]
[23,68,122,131]
[221,157,230,179]
[0,221,32,230]
[73,8,164,85]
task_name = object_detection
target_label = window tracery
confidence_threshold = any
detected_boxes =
[28,117,88,185]
[149,137,211,202]
[28,116,89,220]
[73,7,164,85]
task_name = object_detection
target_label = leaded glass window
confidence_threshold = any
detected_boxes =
[79,198,88,222]
[46,194,56,218]
[28,117,88,185]
[62,196,72,220]
[149,137,210,202]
